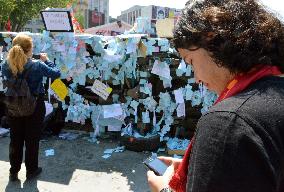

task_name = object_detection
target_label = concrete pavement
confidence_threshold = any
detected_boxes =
[0,134,151,192]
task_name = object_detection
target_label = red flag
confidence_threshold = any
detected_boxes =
[71,14,84,33]
[67,2,84,33]
[5,18,11,32]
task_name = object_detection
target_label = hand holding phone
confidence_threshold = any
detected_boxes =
[143,156,169,176]
[32,54,40,59]
[39,53,49,62]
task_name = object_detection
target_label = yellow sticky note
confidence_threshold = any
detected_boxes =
[50,79,68,101]
[106,87,113,94]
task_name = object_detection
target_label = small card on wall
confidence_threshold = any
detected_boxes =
[177,103,185,117]
[50,79,68,101]
[108,125,122,132]
[0,77,4,92]
[91,79,113,100]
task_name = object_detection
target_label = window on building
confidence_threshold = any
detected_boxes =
[128,12,131,23]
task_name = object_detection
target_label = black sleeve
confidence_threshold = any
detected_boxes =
[186,111,277,192]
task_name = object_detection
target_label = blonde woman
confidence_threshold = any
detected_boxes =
[2,34,61,181]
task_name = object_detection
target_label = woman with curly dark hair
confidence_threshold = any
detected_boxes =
[147,0,284,192]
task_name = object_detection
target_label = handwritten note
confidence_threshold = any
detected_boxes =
[41,11,72,31]
[151,60,171,80]
[50,79,68,101]
[91,80,112,100]
[52,41,66,52]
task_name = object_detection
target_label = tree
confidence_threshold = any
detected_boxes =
[0,0,70,32]
[0,0,16,31]
[74,11,85,29]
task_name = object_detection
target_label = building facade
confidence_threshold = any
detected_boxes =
[118,5,144,26]
[117,5,181,26]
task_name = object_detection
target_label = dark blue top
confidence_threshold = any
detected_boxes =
[2,58,61,95]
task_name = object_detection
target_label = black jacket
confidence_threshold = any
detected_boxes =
[187,76,284,192]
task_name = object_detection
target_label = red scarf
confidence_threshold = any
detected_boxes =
[169,65,282,192]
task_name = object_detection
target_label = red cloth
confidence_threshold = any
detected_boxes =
[5,18,11,32]
[169,65,282,192]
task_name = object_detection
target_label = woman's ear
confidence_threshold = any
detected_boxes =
[206,32,216,41]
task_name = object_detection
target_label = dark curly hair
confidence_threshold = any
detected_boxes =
[173,0,284,73]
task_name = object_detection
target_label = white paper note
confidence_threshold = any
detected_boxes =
[177,103,185,117]
[151,60,171,80]
[103,104,123,118]
[45,101,53,117]
[108,125,122,132]
[0,128,9,137]
[174,89,184,104]
[0,77,4,92]
[91,80,112,100]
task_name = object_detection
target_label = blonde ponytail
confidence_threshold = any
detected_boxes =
[7,45,27,76]
[7,34,33,77]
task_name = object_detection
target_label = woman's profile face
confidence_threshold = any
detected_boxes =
[178,47,234,95]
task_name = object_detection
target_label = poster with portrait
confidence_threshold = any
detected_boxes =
[156,7,166,20]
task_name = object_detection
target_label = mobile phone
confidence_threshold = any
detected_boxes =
[143,156,168,176]
[32,54,40,59]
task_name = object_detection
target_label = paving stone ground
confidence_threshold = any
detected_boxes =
[0,134,151,192]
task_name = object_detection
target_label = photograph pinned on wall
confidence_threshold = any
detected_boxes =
[156,7,165,20]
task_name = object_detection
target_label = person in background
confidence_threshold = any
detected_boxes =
[117,20,122,28]
[2,34,61,181]
[147,0,284,191]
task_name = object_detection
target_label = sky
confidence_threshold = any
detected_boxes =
[109,0,284,19]
[260,0,284,19]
